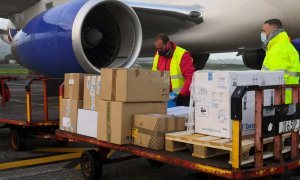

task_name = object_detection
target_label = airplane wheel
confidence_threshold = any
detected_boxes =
[10,129,26,151]
[147,158,165,167]
[81,150,102,180]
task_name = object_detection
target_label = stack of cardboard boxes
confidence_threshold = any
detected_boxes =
[97,68,171,145]
[60,74,101,138]
[60,73,84,133]
[77,75,102,138]
[60,68,186,149]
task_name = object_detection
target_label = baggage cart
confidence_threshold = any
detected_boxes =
[0,76,65,151]
[56,85,300,179]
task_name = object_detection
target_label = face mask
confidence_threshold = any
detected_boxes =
[158,48,173,57]
[261,33,267,43]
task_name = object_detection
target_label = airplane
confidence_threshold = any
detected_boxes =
[0,0,300,77]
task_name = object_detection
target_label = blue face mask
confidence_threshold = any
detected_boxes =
[261,33,267,43]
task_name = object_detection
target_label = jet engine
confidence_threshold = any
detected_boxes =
[11,0,142,77]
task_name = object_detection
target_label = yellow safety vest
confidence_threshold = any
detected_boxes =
[152,46,186,94]
[262,31,300,104]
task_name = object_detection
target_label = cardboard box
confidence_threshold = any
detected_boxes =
[83,75,101,111]
[64,73,84,100]
[100,68,170,102]
[98,101,167,145]
[193,70,284,138]
[132,114,185,150]
[77,109,98,138]
[60,99,83,133]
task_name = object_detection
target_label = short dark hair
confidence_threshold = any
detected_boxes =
[264,19,283,28]
[155,34,170,44]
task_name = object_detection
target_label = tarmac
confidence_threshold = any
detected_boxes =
[0,128,210,180]
[0,79,299,180]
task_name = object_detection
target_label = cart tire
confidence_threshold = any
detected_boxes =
[81,150,102,180]
[147,159,165,167]
[56,139,69,146]
[10,129,26,151]
[187,144,193,153]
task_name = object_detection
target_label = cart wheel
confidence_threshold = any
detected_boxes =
[10,129,26,151]
[81,150,102,180]
[187,144,193,153]
[56,139,69,146]
[147,159,165,167]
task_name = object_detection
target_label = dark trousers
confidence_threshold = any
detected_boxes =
[176,96,190,107]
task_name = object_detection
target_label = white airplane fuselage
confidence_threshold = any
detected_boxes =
[10,0,300,55]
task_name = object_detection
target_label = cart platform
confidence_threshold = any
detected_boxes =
[56,85,300,180]
[55,129,300,179]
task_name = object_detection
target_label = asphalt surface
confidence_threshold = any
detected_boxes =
[0,78,300,180]
[0,128,206,180]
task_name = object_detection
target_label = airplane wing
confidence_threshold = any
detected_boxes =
[129,1,204,38]
[126,1,204,56]
[0,0,39,18]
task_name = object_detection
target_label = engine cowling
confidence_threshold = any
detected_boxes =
[242,49,265,70]
[11,0,142,77]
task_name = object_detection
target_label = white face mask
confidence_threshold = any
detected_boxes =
[261,33,267,43]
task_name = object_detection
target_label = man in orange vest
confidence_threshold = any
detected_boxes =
[152,34,195,106]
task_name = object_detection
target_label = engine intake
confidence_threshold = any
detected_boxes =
[12,0,142,77]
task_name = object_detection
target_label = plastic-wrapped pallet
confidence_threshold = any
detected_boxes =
[189,70,284,138]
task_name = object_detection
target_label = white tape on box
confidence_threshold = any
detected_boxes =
[63,117,71,128]
[97,76,101,95]
[66,99,71,118]
[87,76,91,89]
[91,96,95,111]
[69,79,74,85]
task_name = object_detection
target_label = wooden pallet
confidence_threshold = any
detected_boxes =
[165,131,294,165]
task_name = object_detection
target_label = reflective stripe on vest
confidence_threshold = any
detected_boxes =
[262,64,298,104]
[152,46,186,94]
[262,65,300,77]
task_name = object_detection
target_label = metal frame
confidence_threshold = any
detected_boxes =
[0,77,61,150]
[0,77,60,126]
[55,129,300,179]
[56,84,300,179]
[231,85,300,177]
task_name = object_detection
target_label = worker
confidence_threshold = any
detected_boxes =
[0,82,10,102]
[261,19,300,104]
[152,34,195,106]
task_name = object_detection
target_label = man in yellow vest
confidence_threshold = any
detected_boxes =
[152,34,195,106]
[261,19,300,104]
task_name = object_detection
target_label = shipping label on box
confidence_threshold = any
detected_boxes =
[193,70,284,138]
[60,99,83,133]
[97,101,167,145]
[132,114,185,150]
[100,68,170,102]
[83,75,101,111]
[77,109,98,138]
[64,73,84,100]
